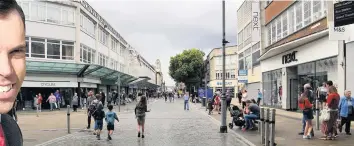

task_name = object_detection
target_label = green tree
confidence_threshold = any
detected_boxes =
[169,48,205,92]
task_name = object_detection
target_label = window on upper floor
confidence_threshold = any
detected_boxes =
[295,1,303,31]
[230,70,236,79]
[80,14,95,37]
[26,37,74,60]
[244,47,251,56]
[18,1,75,26]
[303,1,312,26]
[271,22,276,43]
[265,1,327,48]
[282,12,288,37]
[244,23,252,46]
[99,27,109,46]
[238,59,245,70]
[276,18,282,40]
[80,44,96,64]
[252,50,260,66]
[238,31,243,49]
[245,55,252,69]
[267,24,272,46]
[98,53,109,67]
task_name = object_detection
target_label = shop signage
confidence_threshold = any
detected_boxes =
[334,1,354,27]
[238,76,248,83]
[41,83,55,87]
[238,70,248,76]
[282,51,298,64]
[251,1,260,42]
[217,82,233,86]
[21,81,78,88]
[80,0,127,45]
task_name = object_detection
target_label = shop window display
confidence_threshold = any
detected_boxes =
[262,69,282,108]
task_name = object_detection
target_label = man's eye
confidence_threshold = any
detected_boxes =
[10,49,25,54]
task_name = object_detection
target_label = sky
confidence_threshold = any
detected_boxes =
[88,0,243,86]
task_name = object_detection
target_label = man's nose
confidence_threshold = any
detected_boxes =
[0,53,13,77]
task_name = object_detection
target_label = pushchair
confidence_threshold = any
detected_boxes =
[228,105,245,129]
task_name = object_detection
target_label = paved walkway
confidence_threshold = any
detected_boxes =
[200,98,354,146]
[35,98,253,146]
[20,101,140,146]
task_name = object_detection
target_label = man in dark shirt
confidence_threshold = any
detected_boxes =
[0,0,27,145]
[243,100,260,130]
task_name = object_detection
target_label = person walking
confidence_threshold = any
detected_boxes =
[46,93,57,111]
[237,90,242,104]
[86,91,97,129]
[214,92,221,114]
[299,84,315,137]
[338,90,354,135]
[101,92,106,107]
[184,92,190,110]
[38,93,43,112]
[105,105,119,140]
[54,90,61,110]
[317,82,328,110]
[241,90,248,109]
[72,93,79,112]
[135,96,151,138]
[92,104,105,140]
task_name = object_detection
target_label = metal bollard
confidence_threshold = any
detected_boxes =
[269,109,276,146]
[264,108,270,146]
[36,105,39,117]
[315,99,320,130]
[67,105,71,134]
[260,107,265,145]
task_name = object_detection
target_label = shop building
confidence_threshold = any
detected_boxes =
[259,0,344,110]
[206,46,238,97]
[236,0,262,99]
[17,0,160,109]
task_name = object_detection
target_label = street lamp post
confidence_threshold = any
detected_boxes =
[220,0,229,133]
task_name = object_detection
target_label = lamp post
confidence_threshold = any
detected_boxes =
[220,0,229,133]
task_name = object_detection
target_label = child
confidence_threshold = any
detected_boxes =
[92,104,105,140]
[207,98,214,115]
[105,105,119,140]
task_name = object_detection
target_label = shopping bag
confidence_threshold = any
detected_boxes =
[320,108,330,121]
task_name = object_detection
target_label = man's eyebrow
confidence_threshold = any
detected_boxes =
[12,43,26,50]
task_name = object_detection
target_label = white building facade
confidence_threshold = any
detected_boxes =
[18,0,159,109]
[236,0,261,99]
[259,0,344,110]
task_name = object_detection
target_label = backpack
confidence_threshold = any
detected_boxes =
[106,112,116,125]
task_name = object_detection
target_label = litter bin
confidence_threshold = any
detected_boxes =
[202,97,206,106]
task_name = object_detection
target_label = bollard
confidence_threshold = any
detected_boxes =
[260,107,265,145]
[264,108,270,146]
[67,105,71,134]
[36,105,39,117]
[269,108,276,146]
[118,97,121,112]
[315,99,320,130]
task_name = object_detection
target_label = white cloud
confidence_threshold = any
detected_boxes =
[88,0,243,86]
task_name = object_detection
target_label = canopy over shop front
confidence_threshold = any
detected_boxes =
[26,60,138,85]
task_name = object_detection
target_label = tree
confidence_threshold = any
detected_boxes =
[169,48,205,92]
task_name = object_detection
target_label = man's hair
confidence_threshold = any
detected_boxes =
[108,104,113,110]
[326,80,333,86]
[0,0,26,29]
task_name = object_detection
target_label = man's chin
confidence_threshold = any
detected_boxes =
[0,102,14,114]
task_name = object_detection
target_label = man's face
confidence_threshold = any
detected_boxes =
[0,10,26,114]
[345,91,351,97]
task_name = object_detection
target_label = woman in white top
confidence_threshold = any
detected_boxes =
[242,90,248,109]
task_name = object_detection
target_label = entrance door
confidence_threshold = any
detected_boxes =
[289,78,299,110]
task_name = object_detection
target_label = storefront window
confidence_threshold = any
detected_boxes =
[298,62,315,89]
[262,69,282,108]
[314,57,338,91]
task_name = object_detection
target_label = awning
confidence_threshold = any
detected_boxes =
[26,60,136,83]
[26,60,86,75]
[258,29,329,61]
[128,78,148,85]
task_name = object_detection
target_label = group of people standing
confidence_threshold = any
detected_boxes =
[33,90,62,111]
[299,80,354,140]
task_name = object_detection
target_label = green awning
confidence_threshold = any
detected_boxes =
[26,60,136,82]
[26,60,85,75]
